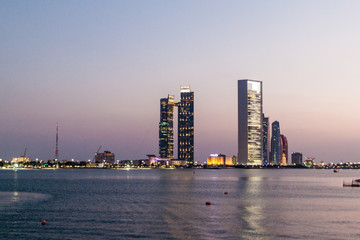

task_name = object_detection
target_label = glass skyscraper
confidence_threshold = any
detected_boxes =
[271,121,281,164]
[178,86,194,165]
[238,80,263,165]
[262,114,269,165]
[159,95,175,158]
[280,134,288,165]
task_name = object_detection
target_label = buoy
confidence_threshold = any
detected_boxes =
[41,220,46,225]
[205,201,211,205]
[224,192,228,195]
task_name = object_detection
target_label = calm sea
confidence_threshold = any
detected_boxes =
[1,168,360,240]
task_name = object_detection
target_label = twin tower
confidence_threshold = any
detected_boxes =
[159,86,194,165]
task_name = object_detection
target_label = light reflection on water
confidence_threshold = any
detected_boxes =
[0,169,360,239]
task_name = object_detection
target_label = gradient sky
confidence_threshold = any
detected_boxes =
[1,0,360,163]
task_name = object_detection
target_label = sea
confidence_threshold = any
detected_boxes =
[1,168,360,240]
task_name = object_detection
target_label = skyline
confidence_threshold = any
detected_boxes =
[1,1,360,163]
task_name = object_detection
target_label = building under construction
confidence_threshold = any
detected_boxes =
[95,151,115,164]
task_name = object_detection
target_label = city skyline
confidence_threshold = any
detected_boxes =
[1,1,360,163]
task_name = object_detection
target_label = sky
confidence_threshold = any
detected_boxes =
[1,0,360,163]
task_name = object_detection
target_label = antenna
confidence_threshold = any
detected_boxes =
[55,122,59,161]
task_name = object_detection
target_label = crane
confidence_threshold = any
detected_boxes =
[21,148,27,157]
[93,145,101,163]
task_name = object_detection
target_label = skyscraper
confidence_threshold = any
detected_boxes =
[262,114,269,165]
[178,86,194,165]
[271,121,281,164]
[280,134,288,165]
[159,95,175,158]
[238,80,263,165]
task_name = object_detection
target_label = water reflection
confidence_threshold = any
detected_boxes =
[241,176,267,239]
[11,191,19,202]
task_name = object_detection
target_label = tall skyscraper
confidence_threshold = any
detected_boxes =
[178,86,194,165]
[262,114,269,165]
[280,134,288,165]
[238,80,263,165]
[271,121,281,164]
[159,95,175,158]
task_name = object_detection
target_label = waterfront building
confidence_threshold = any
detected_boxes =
[207,154,234,166]
[95,151,115,164]
[280,134,288,165]
[270,121,281,164]
[159,95,175,158]
[207,154,225,166]
[238,80,263,165]
[291,152,303,165]
[147,154,171,167]
[12,156,31,163]
[178,86,194,165]
[262,114,269,165]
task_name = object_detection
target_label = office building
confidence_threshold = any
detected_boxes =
[280,134,288,165]
[238,80,263,165]
[178,86,194,165]
[292,152,303,165]
[262,114,269,165]
[271,121,281,164]
[159,95,175,158]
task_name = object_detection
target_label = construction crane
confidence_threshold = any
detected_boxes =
[21,148,27,157]
[93,145,101,163]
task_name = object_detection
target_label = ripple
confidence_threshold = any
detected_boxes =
[0,191,51,209]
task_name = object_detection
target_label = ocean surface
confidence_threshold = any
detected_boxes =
[1,168,360,240]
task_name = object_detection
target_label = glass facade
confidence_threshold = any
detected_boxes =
[178,86,194,165]
[271,121,281,164]
[159,95,175,158]
[280,134,288,165]
[262,114,269,165]
[247,81,262,165]
[238,80,263,165]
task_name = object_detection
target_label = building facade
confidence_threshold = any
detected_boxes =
[159,95,175,158]
[271,121,281,164]
[95,151,115,164]
[178,86,194,165]
[291,152,303,165]
[262,114,269,165]
[280,134,288,165]
[238,80,263,165]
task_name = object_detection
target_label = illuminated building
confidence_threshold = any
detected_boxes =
[12,157,31,163]
[159,95,175,158]
[95,151,115,164]
[238,80,263,165]
[262,114,269,165]
[291,152,303,165]
[147,154,171,167]
[280,134,288,165]
[270,121,281,164]
[207,154,234,166]
[178,86,194,165]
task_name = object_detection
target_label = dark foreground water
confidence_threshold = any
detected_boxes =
[1,169,360,240]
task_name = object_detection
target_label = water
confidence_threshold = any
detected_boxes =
[1,168,360,239]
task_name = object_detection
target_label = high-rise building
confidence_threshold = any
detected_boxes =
[291,152,303,165]
[238,80,263,165]
[280,134,288,165]
[271,121,281,164]
[178,86,194,165]
[262,114,269,165]
[159,95,175,158]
